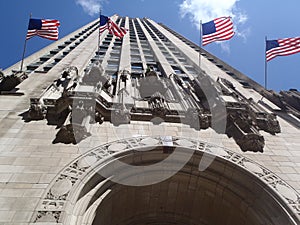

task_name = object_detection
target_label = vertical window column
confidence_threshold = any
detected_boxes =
[131,19,148,74]
[136,18,174,77]
[101,17,122,72]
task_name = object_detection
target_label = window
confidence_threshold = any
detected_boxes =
[43,62,57,72]
[110,53,120,59]
[178,57,186,63]
[131,55,141,61]
[172,66,184,74]
[141,44,149,48]
[63,51,70,56]
[107,61,119,70]
[131,49,140,55]
[161,51,169,56]
[145,56,155,63]
[186,69,197,75]
[131,44,138,49]
[114,42,122,46]
[131,63,143,71]
[111,49,120,54]
[54,55,64,62]
[50,49,60,54]
[27,62,42,71]
[102,41,110,46]
[143,50,152,55]
[166,57,176,64]
[40,54,52,62]
[69,45,76,50]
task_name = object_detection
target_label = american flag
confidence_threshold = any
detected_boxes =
[100,15,127,39]
[202,17,234,46]
[26,18,60,41]
[266,37,300,61]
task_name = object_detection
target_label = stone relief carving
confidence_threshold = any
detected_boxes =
[26,64,281,152]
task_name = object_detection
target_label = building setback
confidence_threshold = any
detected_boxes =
[0,15,300,225]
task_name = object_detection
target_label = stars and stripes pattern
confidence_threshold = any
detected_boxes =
[266,37,300,61]
[26,18,60,41]
[99,15,110,33]
[100,15,127,39]
[202,17,234,46]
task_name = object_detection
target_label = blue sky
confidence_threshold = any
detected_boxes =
[0,0,300,91]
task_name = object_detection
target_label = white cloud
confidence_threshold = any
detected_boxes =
[179,0,249,51]
[75,0,105,16]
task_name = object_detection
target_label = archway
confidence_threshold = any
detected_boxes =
[32,137,300,225]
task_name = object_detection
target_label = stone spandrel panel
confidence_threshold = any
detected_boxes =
[262,117,300,193]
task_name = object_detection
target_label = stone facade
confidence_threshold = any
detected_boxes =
[0,15,299,224]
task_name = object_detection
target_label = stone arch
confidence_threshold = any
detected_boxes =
[32,136,300,225]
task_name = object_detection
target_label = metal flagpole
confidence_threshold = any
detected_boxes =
[264,36,268,90]
[20,13,32,72]
[199,20,202,69]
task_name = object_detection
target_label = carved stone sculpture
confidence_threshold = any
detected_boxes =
[26,64,282,152]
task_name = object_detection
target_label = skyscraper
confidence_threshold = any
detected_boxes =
[0,15,299,225]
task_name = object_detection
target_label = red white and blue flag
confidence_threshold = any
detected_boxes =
[26,18,60,41]
[266,37,300,61]
[100,15,127,39]
[202,17,234,46]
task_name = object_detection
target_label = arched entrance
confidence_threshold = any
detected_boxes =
[32,137,300,225]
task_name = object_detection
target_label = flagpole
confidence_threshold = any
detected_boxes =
[264,36,268,90]
[20,38,28,71]
[199,20,202,69]
[20,13,32,72]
